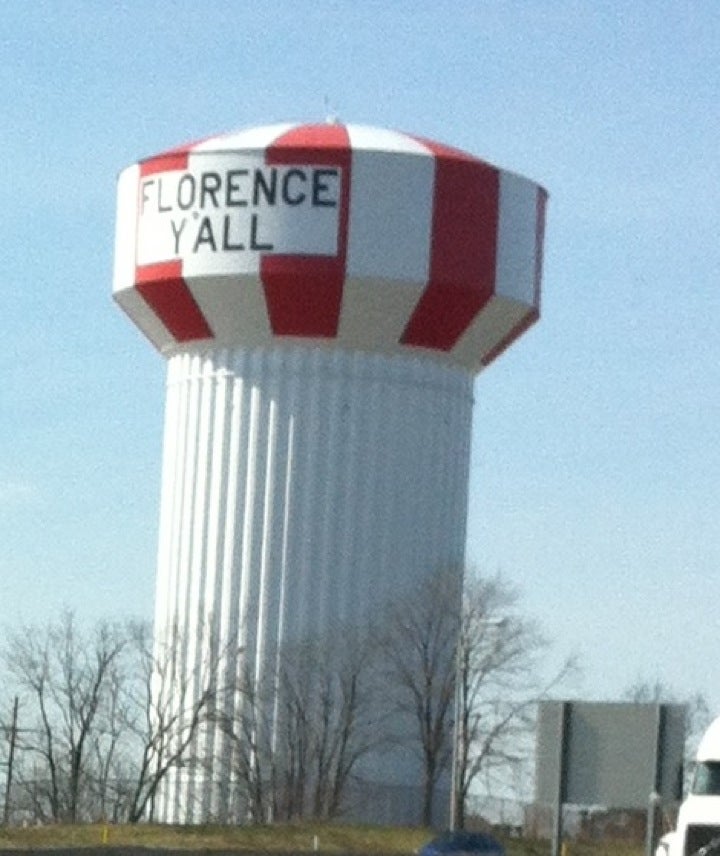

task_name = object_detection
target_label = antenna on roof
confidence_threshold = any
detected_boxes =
[324,95,339,124]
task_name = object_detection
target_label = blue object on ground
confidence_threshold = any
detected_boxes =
[418,830,505,856]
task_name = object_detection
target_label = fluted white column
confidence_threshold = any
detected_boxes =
[151,345,474,823]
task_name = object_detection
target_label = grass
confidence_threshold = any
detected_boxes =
[0,823,427,852]
[0,823,647,854]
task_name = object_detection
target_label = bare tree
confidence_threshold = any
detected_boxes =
[453,573,577,829]
[0,696,18,824]
[379,569,576,829]
[381,569,462,826]
[87,652,129,821]
[211,661,276,823]
[214,626,382,823]
[1,615,229,824]
[119,619,230,823]
[2,611,126,822]
[300,628,382,820]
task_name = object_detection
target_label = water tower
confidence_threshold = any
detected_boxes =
[113,122,546,824]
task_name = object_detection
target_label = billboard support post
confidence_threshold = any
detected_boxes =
[645,704,665,856]
[551,701,570,856]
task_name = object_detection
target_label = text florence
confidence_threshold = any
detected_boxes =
[141,167,340,213]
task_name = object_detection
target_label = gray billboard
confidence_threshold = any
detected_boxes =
[536,701,685,809]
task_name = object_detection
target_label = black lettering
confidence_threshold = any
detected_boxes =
[177,174,196,210]
[226,170,248,207]
[157,178,172,213]
[250,214,273,251]
[200,172,222,208]
[253,168,277,206]
[193,217,216,252]
[170,218,186,254]
[141,179,154,214]
[312,169,338,207]
[222,215,244,251]
[282,168,307,205]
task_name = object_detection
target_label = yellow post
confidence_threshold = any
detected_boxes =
[561,842,568,856]
[102,824,109,844]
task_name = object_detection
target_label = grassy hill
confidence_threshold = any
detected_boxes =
[0,823,645,855]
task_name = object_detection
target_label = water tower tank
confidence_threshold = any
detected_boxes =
[113,122,546,824]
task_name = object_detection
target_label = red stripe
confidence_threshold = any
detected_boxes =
[135,146,211,343]
[139,132,218,175]
[261,124,351,337]
[401,139,499,351]
[139,149,190,177]
[135,261,213,342]
[480,186,546,367]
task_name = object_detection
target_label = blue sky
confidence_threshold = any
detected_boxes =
[0,1,718,710]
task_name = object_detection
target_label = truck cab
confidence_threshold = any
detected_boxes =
[670,717,720,856]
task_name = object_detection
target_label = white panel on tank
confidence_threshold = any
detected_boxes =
[112,164,140,293]
[345,140,433,283]
[452,294,532,370]
[346,125,431,154]
[496,172,542,305]
[114,287,175,352]
[183,275,273,348]
[341,139,434,352]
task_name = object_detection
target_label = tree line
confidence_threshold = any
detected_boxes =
[0,570,574,827]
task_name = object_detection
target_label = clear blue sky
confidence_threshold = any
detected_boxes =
[0,1,717,710]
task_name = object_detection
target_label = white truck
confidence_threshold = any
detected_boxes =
[659,716,720,856]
